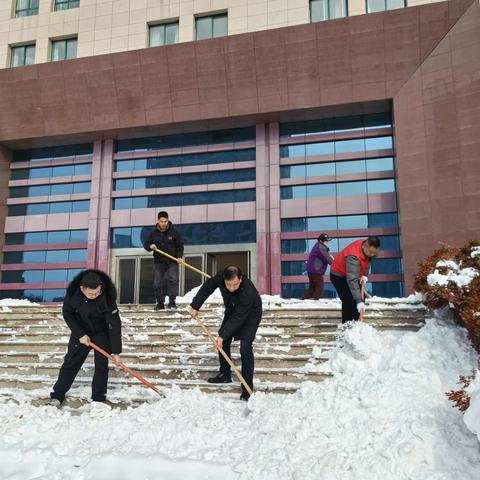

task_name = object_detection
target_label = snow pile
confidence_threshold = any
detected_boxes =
[427,259,479,289]
[1,312,479,479]
[464,373,480,443]
[0,298,39,307]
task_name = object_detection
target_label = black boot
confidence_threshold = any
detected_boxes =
[154,303,165,311]
[240,390,251,401]
[207,372,232,383]
[167,296,177,309]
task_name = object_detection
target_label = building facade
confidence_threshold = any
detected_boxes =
[0,0,479,302]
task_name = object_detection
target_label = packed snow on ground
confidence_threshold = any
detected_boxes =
[0,298,39,312]
[1,309,479,480]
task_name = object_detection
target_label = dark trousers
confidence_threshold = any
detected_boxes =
[330,273,359,323]
[219,336,255,394]
[153,262,178,304]
[303,273,325,300]
[51,332,111,402]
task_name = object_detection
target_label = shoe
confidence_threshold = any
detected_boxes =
[240,391,251,401]
[154,303,165,311]
[207,372,232,384]
[47,398,63,408]
[167,301,177,309]
[91,396,107,403]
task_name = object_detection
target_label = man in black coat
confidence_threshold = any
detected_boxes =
[144,210,184,310]
[189,266,262,400]
[49,269,122,405]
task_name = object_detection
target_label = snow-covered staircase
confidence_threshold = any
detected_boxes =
[0,300,427,399]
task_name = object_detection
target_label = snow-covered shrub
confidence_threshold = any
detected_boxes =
[413,241,480,353]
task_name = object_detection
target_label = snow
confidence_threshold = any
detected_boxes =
[0,298,39,307]
[427,259,479,289]
[464,372,480,444]
[1,310,479,480]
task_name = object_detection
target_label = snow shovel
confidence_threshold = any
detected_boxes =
[151,246,211,279]
[359,284,366,322]
[89,341,162,397]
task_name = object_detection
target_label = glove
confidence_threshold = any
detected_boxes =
[357,302,365,313]
[360,276,368,285]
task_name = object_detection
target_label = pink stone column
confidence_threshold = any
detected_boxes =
[255,124,270,294]
[87,140,114,272]
[268,123,282,296]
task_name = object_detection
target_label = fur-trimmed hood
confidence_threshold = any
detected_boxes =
[66,269,117,305]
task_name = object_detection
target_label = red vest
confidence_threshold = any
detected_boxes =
[331,239,370,277]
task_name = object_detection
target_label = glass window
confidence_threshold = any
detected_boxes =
[306,162,335,177]
[368,212,398,228]
[69,230,88,242]
[281,239,308,254]
[377,235,400,250]
[196,13,228,40]
[366,0,406,13]
[25,232,47,244]
[370,258,403,274]
[10,169,29,180]
[50,184,73,196]
[27,203,49,215]
[47,231,71,244]
[15,0,39,17]
[308,216,337,231]
[30,167,53,179]
[12,144,93,163]
[365,136,393,151]
[338,215,368,230]
[49,202,71,214]
[336,160,366,175]
[69,249,87,262]
[51,37,77,61]
[71,200,90,212]
[53,165,74,177]
[367,179,396,194]
[10,43,36,67]
[280,145,306,158]
[366,157,394,172]
[306,142,335,156]
[74,163,92,175]
[371,281,403,298]
[73,182,91,194]
[364,113,392,129]
[111,227,133,248]
[281,218,307,232]
[24,290,43,302]
[46,250,69,263]
[149,22,179,46]
[336,181,367,196]
[281,185,306,200]
[43,289,66,302]
[307,183,336,197]
[310,0,347,22]
[54,0,80,11]
[281,261,307,276]
[280,165,305,179]
[9,186,29,198]
[44,269,68,282]
[4,233,25,245]
[335,139,365,154]
[67,269,82,281]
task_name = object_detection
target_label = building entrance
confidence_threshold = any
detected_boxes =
[116,250,250,304]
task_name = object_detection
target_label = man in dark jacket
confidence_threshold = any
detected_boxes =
[330,236,380,323]
[49,269,122,405]
[144,211,184,310]
[189,266,262,401]
[303,233,334,300]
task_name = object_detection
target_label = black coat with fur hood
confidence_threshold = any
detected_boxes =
[62,269,122,354]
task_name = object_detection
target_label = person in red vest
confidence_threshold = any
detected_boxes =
[330,236,380,323]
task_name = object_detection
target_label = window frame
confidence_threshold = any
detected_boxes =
[195,12,228,41]
[51,37,78,62]
[10,43,36,67]
[54,0,80,11]
[309,0,348,23]
[14,0,39,17]
[365,0,407,14]
[148,21,179,47]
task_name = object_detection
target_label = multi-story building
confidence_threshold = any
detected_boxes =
[0,0,479,303]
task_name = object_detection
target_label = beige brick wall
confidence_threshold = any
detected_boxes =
[0,0,444,68]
